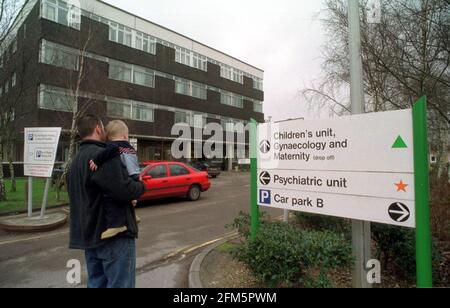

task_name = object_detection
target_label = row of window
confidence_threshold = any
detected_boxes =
[0,73,17,98]
[220,64,244,84]
[175,47,207,72]
[39,40,263,112]
[109,60,155,88]
[38,84,249,131]
[40,0,263,90]
[175,78,207,100]
[41,0,81,30]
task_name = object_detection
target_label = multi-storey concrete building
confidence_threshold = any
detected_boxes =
[0,0,264,174]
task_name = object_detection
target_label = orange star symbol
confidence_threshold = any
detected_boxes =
[395,180,408,192]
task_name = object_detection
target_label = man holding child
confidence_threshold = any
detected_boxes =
[67,115,145,288]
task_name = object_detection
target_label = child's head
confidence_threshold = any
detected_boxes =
[105,120,129,141]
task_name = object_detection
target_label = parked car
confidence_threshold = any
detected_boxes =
[139,161,211,202]
[190,160,221,178]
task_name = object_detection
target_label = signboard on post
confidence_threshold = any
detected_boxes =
[251,97,433,288]
[257,109,415,228]
[24,128,62,178]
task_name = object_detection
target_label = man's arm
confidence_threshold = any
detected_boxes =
[92,143,119,167]
[91,156,145,203]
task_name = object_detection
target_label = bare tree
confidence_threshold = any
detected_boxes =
[0,0,26,201]
[302,0,450,181]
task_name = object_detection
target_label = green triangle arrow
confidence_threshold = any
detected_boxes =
[392,135,408,149]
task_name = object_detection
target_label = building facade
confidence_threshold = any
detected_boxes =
[0,0,264,174]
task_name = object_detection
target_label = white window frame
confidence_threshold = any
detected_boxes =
[38,84,74,112]
[254,101,263,113]
[175,47,207,72]
[41,0,81,30]
[109,60,155,88]
[107,97,154,123]
[175,78,207,100]
[40,40,80,71]
[220,64,243,84]
[220,91,243,108]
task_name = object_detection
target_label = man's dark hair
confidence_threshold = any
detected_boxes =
[77,115,103,139]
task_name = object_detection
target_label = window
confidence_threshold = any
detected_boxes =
[135,32,156,54]
[253,78,263,91]
[220,65,243,84]
[39,85,73,112]
[175,111,190,124]
[192,113,206,128]
[107,98,131,119]
[220,65,232,80]
[191,82,207,100]
[40,40,79,71]
[175,78,191,96]
[109,61,132,83]
[133,66,155,88]
[220,92,243,108]
[192,53,207,71]
[132,102,154,122]
[175,48,207,71]
[169,164,190,177]
[147,165,167,178]
[4,80,9,94]
[12,73,16,87]
[254,101,263,113]
[109,23,132,47]
[109,60,154,88]
[107,97,154,122]
[175,78,207,100]
[41,0,81,30]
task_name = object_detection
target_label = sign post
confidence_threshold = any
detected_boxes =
[254,98,432,288]
[413,97,432,288]
[250,119,260,241]
[24,128,61,218]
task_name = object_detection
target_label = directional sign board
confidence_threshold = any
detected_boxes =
[24,128,62,178]
[257,109,416,228]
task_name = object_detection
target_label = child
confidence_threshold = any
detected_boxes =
[89,120,141,240]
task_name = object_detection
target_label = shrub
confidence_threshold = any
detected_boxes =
[371,223,445,283]
[293,212,351,236]
[233,222,353,287]
[225,211,268,240]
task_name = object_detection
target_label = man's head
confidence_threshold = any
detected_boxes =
[76,115,106,141]
[105,120,129,141]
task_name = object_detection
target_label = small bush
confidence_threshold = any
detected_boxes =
[293,212,351,236]
[225,211,268,240]
[371,223,445,283]
[233,222,353,287]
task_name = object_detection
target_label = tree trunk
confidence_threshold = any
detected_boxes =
[436,119,449,181]
[0,143,6,201]
[7,141,16,192]
[56,124,77,200]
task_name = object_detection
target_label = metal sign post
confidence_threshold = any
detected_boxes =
[348,0,371,288]
[250,118,260,241]
[412,97,433,288]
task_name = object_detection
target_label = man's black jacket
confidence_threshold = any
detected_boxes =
[68,140,145,250]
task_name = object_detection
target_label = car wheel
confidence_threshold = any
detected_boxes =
[187,185,201,201]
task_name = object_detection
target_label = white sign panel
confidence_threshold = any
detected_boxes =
[257,110,416,228]
[24,128,62,178]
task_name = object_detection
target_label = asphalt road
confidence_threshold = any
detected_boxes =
[0,172,282,288]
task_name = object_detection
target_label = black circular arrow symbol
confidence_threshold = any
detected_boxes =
[259,171,271,185]
[388,202,410,223]
[260,140,271,154]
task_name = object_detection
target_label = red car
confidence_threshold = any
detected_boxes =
[139,161,211,202]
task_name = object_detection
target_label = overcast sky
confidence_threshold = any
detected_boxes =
[103,0,327,122]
